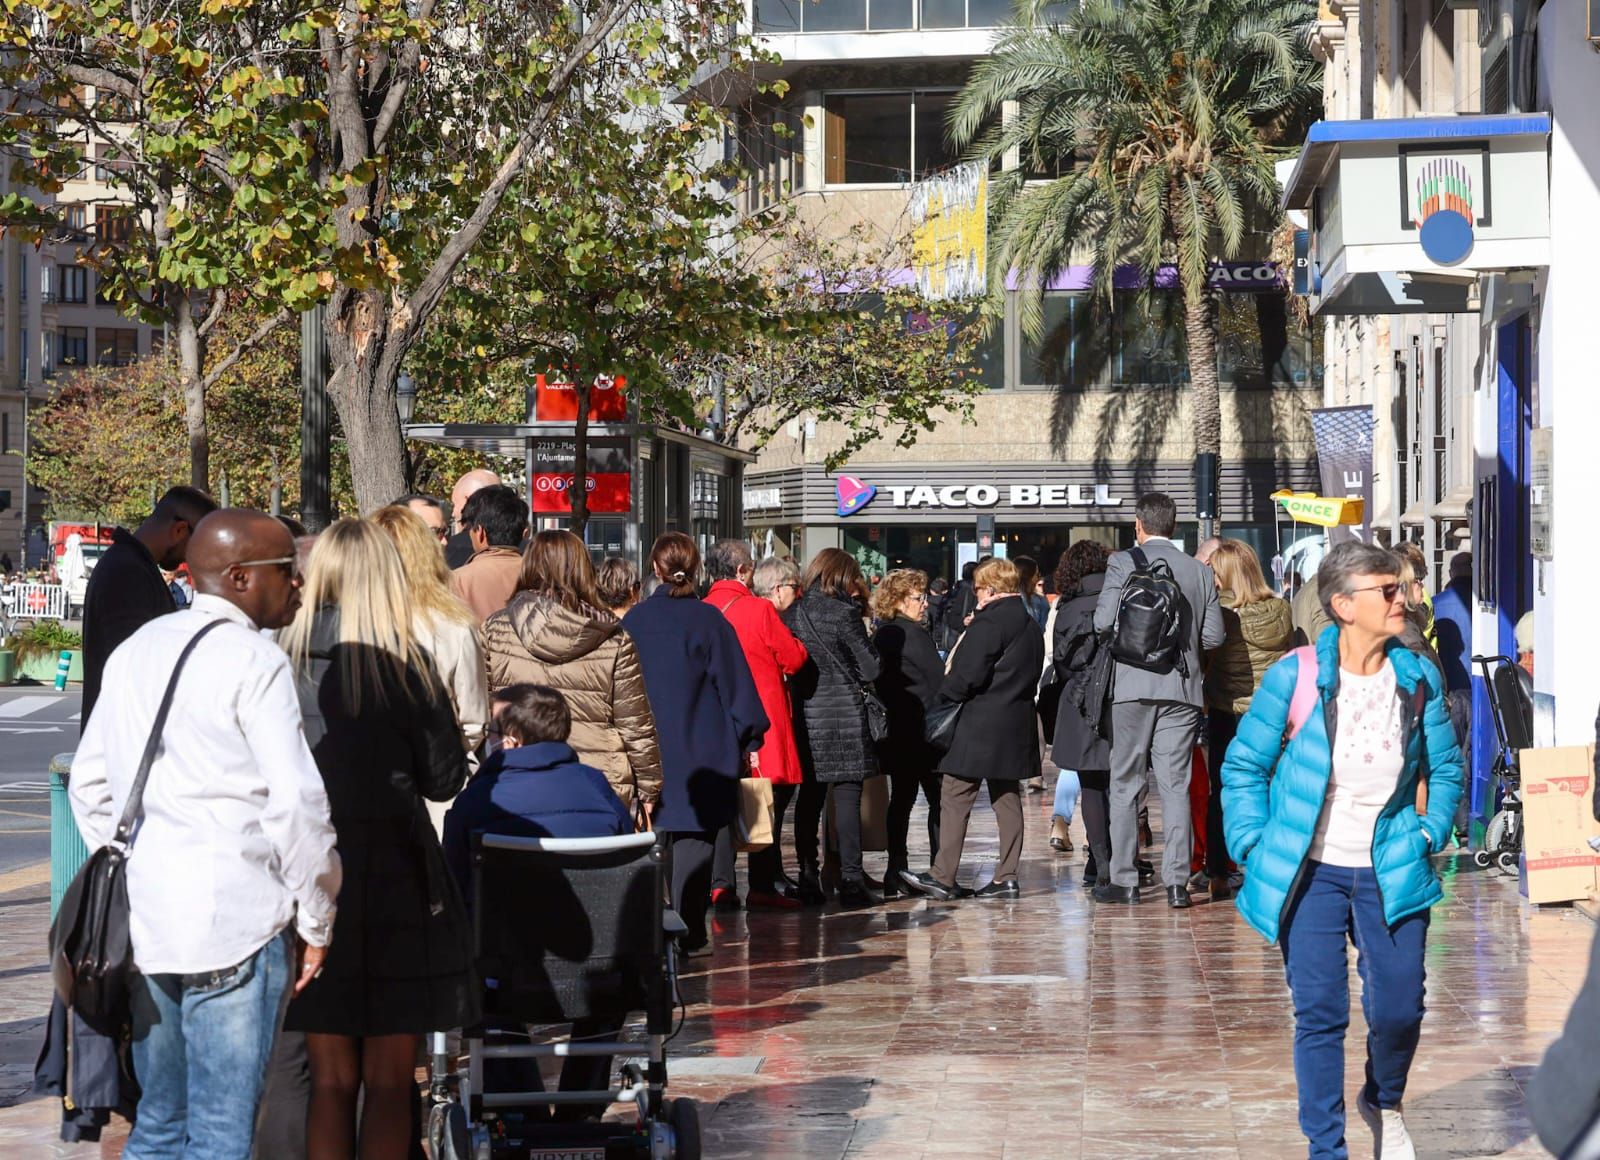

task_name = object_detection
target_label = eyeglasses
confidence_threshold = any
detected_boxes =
[777,582,800,591]
[909,593,929,602]
[1350,583,1405,603]
[232,555,298,578]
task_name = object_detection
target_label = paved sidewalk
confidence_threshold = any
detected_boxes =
[0,788,1591,1157]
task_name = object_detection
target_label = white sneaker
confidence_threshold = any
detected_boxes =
[1357,1091,1417,1160]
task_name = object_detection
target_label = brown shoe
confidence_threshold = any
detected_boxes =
[1049,816,1073,853]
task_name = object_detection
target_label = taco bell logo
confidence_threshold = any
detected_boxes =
[835,475,877,517]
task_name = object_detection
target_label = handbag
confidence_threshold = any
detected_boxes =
[797,599,889,743]
[50,619,226,1033]
[733,776,775,852]
[925,698,964,754]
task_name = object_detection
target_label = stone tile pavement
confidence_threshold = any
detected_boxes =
[0,784,1593,1158]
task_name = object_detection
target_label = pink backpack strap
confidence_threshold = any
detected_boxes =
[1285,646,1320,741]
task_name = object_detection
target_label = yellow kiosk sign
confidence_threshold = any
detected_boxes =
[909,161,987,302]
[1272,489,1366,529]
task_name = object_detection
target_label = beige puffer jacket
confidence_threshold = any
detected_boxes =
[482,592,663,811]
[1205,591,1294,715]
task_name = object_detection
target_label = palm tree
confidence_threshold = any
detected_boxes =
[952,0,1320,537]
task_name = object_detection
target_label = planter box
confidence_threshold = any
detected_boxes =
[18,649,83,685]
[0,649,14,685]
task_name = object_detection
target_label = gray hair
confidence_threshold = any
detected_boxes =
[706,538,755,582]
[751,555,800,598]
[1317,541,1401,625]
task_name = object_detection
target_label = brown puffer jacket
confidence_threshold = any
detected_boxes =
[482,592,663,812]
[1205,592,1294,715]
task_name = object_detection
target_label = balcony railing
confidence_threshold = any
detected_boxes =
[753,0,1074,34]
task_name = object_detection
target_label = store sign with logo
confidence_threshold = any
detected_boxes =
[831,477,1123,515]
[744,486,783,511]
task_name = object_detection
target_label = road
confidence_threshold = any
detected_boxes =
[0,688,81,875]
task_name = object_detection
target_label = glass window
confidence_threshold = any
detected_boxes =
[922,0,965,27]
[95,328,138,367]
[1216,294,1318,390]
[96,207,134,244]
[1114,297,1186,387]
[58,265,87,304]
[58,327,88,367]
[805,0,866,31]
[1021,293,1110,388]
[913,91,957,178]
[753,0,801,31]
[870,0,913,29]
[826,93,911,184]
[966,0,1014,25]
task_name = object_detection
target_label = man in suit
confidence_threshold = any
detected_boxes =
[444,468,500,569]
[1092,492,1225,908]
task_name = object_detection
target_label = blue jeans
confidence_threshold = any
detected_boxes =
[1280,861,1428,1160]
[126,931,294,1160]
[1052,768,1081,824]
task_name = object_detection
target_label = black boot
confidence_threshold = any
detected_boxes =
[881,859,908,899]
[797,861,827,906]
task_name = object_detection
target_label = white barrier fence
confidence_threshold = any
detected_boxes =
[1,583,69,622]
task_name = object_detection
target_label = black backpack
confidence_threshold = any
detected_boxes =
[1109,547,1189,677]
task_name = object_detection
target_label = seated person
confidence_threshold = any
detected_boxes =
[443,683,632,1116]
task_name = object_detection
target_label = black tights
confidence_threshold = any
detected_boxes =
[1078,769,1112,883]
[886,768,941,872]
[794,780,864,882]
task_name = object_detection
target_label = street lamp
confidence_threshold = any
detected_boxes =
[396,372,417,426]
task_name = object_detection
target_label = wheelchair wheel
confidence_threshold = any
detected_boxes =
[1497,850,1520,875]
[668,1097,702,1160]
[427,1100,472,1160]
[1486,810,1512,858]
[1472,849,1493,869]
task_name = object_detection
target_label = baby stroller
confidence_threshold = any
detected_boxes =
[427,832,701,1159]
[1471,655,1532,875]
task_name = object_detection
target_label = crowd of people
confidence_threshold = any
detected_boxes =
[48,473,1486,1160]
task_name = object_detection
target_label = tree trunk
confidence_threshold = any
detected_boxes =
[174,304,209,492]
[324,288,407,514]
[569,379,592,539]
[1183,286,1221,540]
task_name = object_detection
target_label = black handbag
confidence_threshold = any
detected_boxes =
[925,698,964,754]
[50,619,226,1033]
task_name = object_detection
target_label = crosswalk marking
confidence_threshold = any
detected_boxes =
[0,696,62,720]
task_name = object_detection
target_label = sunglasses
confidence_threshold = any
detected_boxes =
[232,555,299,578]
[1350,582,1405,603]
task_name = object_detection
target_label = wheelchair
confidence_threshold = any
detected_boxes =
[1471,655,1532,876]
[427,832,701,1160]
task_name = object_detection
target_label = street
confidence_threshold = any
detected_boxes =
[0,688,80,876]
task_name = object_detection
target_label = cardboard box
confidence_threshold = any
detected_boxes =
[1519,745,1600,904]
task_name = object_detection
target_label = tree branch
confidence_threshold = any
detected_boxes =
[200,308,292,392]
[370,0,436,153]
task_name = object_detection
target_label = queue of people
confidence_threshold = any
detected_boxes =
[58,470,1473,1160]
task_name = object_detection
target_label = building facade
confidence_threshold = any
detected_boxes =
[0,85,158,569]
[714,1,1323,584]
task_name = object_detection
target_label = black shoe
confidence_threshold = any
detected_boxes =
[1080,865,1098,888]
[1167,885,1192,909]
[900,869,968,901]
[796,862,827,906]
[837,879,880,909]
[1092,883,1140,904]
[1208,877,1233,902]
[1139,807,1153,849]
[1186,870,1210,893]
[974,878,1020,900]
[1136,859,1156,888]
[881,864,908,899]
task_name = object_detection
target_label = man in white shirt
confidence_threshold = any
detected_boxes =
[70,510,341,1160]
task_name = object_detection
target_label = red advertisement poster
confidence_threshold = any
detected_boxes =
[533,373,629,422]
[531,438,631,514]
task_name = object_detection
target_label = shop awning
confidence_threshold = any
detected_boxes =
[1281,114,1551,316]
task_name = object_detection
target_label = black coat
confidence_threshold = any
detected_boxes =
[284,608,478,1037]
[1051,573,1113,772]
[938,580,977,651]
[938,595,1045,781]
[81,529,175,728]
[622,589,769,833]
[874,613,944,777]
[786,590,881,783]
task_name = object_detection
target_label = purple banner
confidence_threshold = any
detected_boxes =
[1005,261,1285,293]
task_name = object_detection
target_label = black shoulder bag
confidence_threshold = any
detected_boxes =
[51,619,227,1033]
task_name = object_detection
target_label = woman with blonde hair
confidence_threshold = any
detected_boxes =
[902,556,1045,900]
[481,530,662,818]
[371,504,490,767]
[279,519,476,1160]
[1202,539,1293,898]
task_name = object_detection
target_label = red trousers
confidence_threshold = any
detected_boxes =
[1189,745,1209,876]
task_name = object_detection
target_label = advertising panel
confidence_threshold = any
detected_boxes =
[532,373,629,423]
[531,437,631,514]
[1310,406,1375,544]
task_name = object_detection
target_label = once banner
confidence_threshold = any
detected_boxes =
[1310,406,1375,544]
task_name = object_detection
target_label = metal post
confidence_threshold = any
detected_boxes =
[19,386,29,570]
[299,305,330,531]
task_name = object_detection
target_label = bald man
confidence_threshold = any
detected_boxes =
[446,468,500,568]
[70,510,341,1159]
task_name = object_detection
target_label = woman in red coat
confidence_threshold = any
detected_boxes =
[706,541,809,908]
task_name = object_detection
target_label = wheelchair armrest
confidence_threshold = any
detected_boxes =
[662,908,688,936]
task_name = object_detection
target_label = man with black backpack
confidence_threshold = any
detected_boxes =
[1092,493,1224,909]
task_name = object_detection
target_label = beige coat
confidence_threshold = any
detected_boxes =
[417,613,491,837]
[482,592,662,811]
[451,546,524,624]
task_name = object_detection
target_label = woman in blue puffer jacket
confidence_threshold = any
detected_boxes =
[1221,541,1464,1160]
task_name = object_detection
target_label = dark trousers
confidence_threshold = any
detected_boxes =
[795,779,863,882]
[253,1029,308,1160]
[1077,769,1112,883]
[713,781,798,895]
[886,768,942,873]
[931,777,1023,885]
[1281,861,1429,1160]
[664,832,716,949]
[1206,711,1240,877]
[748,782,797,893]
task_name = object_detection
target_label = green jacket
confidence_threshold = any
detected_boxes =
[1206,592,1294,715]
